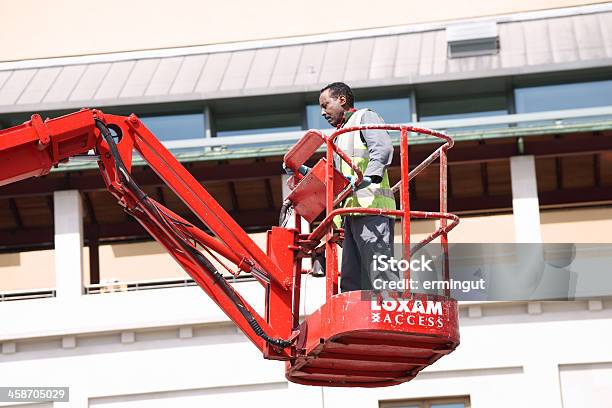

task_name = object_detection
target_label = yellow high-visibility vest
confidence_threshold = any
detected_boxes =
[334,109,396,225]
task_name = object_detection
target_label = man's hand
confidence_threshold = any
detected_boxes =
[283,163,310,176]
[346,175,372,191]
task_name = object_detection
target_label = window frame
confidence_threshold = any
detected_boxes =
[416,92,508,122]
[214,110,303,137]
[380,395,471,408]
[513,79,612,114]
[137,111,209,142]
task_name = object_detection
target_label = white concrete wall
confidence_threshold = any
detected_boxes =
[1,283,611,407]
[559,362,612,406]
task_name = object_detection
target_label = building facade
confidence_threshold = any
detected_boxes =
[1,1,612,407]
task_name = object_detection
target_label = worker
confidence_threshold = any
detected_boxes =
[318,82,398,292]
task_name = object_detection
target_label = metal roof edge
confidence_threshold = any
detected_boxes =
[3,58,612,116]
[1,3,612,72]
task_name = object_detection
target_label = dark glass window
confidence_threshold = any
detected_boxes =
[380,397,469,408]
[416,94,508,131]
[430,404,466,408]
[215,112,302,148]
[306,104,331,130]
[216,112,301,136]
[306,97,412,129]
[140,113,205,141]
[418,95,507,121]
[217,126,302,138]
[515,80,612,113]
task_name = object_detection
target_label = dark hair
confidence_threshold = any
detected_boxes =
[320,82,354,108]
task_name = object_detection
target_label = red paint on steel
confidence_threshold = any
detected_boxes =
[286,159,349,223]
[283,130,325,172]
[400,127,411,277]
[0,110,97,187]
[325,136,339,298]
[439,147,451,296]
[264,227,296,359]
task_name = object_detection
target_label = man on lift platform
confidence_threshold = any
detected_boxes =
[317,82,399,292]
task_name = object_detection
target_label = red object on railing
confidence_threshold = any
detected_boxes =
[285,159,349,223]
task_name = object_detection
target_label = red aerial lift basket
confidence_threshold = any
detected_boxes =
[282,125,460,387]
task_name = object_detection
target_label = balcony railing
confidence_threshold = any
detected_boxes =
[0,275,258,302]
[84,275,256,294]
[0,288,55,301]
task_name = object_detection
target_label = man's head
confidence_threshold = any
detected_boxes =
[319,82,354,127]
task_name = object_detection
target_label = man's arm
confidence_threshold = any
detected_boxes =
[361,110,393,183]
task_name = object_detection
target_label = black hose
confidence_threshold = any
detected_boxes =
[184,244,291,349]
[95,119,291,350]
[278,199,293,227]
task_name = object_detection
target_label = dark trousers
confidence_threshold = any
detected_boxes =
[340,215,397,292]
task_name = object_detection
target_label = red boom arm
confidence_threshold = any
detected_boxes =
[0,109,295,358]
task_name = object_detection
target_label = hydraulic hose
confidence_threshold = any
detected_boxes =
[95,119,292,349]
[278,199,293,227]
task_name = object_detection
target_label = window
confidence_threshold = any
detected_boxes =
[215,112,302,148]
[217,126,302,138]
[306,97,412,130]
[306,104,329,130]
[515,80,612,113]
[380,396,470,408]
[418,94,507,130]
[419,95,507,121]
[430,404,467,408]
[140,113,206,142]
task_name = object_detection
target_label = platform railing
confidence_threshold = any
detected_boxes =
[309,125,458,299]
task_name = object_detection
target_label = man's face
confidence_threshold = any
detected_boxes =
[319,89,348,127]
